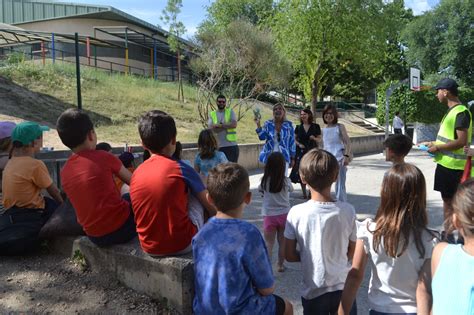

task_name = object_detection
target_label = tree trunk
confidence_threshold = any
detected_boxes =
[177,50,184,101]
[311,65,321,115]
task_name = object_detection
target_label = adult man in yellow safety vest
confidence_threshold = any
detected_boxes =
[426,78,472,243]
[208,95,239,162]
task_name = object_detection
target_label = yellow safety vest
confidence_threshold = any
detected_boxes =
[434,104,472,174]
[210,109,237,142]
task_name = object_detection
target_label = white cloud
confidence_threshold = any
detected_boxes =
[405,0,433,15]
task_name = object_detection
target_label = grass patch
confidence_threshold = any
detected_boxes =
[0,62,284,145]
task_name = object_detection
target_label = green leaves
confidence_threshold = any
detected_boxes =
[402,0,474,85]
[376,82,445,124]
[271,0,411,107]
[160,0,186,53]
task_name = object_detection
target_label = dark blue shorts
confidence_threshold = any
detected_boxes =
[87,194,137,247]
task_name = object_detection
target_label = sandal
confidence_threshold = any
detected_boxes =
[277,265,286,272]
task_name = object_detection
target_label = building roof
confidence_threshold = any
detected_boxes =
[0,0,193,47]
[0,26,121,47]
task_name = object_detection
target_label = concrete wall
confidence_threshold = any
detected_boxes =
[38,134,385,189]
[73,237,194,314]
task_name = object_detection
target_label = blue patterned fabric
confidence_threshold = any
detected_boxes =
[256,120,296,164]
[192,218,276,315]
[194,151,228,176]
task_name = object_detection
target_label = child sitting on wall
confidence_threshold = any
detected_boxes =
[130,110,215,256]
[57,109,136,247]
[0,121,63,255]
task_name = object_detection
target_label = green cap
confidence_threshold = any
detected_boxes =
[12,121,50,145]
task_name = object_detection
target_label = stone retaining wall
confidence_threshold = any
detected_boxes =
[38,134,385,189]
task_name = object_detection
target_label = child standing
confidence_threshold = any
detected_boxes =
[0,121,63,255]
[338,164,438,315]
[285,148,357,314]
[383,134,412,165]
[193,163,293,315]
[194,129,228,178]
[431,179,474,315]
[259,152,294,272]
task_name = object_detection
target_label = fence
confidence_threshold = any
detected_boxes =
[0,44,195,83]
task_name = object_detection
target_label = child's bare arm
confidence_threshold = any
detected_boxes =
[338,240,367,315]
[257,284,275,296]
[416,259,432,315]
[431,242,448,278]
[347,240,356,261]
[284,238,300,262]
[196,190,217,217]
[117,165,132,185]
[46,183,63,204]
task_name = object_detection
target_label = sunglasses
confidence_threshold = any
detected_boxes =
[217,100,226,104]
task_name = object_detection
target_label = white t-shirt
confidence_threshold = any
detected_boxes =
[357,219,438,313]
[259,177,294,217]
[284,200,357,299]
[393,116,404,129]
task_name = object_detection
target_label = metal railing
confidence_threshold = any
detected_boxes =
[0,45,196,83]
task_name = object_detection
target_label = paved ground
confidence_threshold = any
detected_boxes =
[243,147,443,314]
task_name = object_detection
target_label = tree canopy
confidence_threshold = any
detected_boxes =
[270,0,410,112]
[402,0,474,85]
[199,0,274,32]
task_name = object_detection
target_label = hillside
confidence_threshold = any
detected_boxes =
[0,62,283,149]
[0,62,369,150]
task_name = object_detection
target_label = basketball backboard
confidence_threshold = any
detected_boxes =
[410,67,421,91]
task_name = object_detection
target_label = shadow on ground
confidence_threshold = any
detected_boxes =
[0,76,111,127]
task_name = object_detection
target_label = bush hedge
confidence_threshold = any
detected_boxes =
[376,81,474,125]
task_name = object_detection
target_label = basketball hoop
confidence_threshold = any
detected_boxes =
[410,67,421,91]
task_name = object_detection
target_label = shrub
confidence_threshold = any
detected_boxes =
[377,81,444,125]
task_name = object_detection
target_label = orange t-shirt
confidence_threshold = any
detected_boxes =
[61,150,130,237]
[2,156,52,209]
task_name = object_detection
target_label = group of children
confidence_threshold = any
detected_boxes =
[0,110,473,314]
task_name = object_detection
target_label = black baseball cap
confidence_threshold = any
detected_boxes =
[434,78,458,90]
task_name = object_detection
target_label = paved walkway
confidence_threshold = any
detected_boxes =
[242,148,443,314]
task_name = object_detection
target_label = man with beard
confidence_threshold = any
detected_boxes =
[426,78,472,243]
[208,95,239,162]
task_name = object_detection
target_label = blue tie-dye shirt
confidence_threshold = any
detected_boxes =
[192,218,276,315]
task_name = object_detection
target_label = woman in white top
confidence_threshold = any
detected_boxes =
[338,164,438,315]
[322,105,352,201]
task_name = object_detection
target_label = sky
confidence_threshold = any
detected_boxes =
[67,0,440,39]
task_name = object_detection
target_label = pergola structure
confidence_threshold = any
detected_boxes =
[93,26,194,80]
[0,25,122,109]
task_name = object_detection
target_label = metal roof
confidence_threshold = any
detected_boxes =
[93,26,193,59]
[0,27,121,47]
[0,0,194,48]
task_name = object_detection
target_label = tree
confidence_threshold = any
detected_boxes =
[402,0,474,85]
[161,0,186,101]
[191,20,290,127]
[200,0,274,32]
[271,0,406,113]
[328,1,412,102]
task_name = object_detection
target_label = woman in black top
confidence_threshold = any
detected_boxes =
[290,108,321,198]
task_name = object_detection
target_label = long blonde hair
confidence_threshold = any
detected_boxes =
[273,103,287,122]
